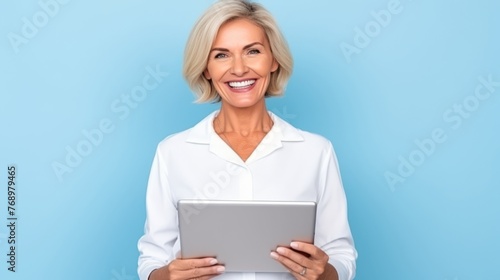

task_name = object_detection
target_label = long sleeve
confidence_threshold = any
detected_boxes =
[136,111,357,280]
[137,148,179,280]
[315,142,357,280]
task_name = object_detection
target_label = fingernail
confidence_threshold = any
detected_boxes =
[210,259,218,265]
[217,266,225,273]
[276,247,286,254]
[270,252,279,259]
[290,242,299,249]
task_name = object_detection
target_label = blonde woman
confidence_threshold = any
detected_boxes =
[138,1,357,279]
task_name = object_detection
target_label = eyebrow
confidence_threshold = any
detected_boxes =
[210,42,264,53]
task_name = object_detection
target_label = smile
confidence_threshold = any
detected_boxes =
[227,79,256,89]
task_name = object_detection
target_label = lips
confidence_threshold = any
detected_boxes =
[227,79,256,89]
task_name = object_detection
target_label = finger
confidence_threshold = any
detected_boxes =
[275,247,314,268]
[270,250,309,275]
[288,268,308,280]
[193,273,223,280]
[291,242,328,262]
[171,257,219,270]
[180,265,225,279]
[193,275,217,280]
[168,263,224,280]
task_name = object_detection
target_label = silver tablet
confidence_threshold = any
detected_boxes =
[178,199,316,272]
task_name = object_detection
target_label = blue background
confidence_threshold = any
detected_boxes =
[1,0,499,279]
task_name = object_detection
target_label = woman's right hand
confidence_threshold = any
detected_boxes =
[149,257,225,280]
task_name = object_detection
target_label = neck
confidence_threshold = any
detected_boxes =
[215,101,273,135]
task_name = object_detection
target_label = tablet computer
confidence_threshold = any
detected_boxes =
[177,199,316,272]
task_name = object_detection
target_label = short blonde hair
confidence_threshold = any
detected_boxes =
[183,0,293,103]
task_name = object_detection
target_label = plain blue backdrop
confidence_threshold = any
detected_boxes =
[1,0,499,279]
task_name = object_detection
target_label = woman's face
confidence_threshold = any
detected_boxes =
[204,18,278,109]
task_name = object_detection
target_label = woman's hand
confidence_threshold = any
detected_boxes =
[149,257,225,280]
[270,242,336,280]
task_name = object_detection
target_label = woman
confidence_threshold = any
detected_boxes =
[137,0,357,279]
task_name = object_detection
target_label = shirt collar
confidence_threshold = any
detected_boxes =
[186,110,304,165]
[186,110,304,144]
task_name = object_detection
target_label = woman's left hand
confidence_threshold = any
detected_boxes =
[270,242,329,279]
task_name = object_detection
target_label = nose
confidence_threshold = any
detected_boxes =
[230,55,248,76]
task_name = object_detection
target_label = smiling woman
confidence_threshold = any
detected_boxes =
[137,1,357,280]
[183,0,292,103]
[204,19,278,110]
[205,18,279,161]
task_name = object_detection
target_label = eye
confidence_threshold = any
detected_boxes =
[214,53,228,59]
[248,49,261,55]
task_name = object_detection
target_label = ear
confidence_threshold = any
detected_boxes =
[271,58,279,73]
[203,69,211,80]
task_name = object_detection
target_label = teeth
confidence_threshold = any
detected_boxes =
[228,80,256,88]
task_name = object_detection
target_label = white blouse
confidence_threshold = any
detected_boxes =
[138,111,357,280]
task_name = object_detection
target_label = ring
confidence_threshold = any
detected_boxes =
[300,266,307,276]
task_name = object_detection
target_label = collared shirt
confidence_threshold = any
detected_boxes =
[138,111,357,280]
